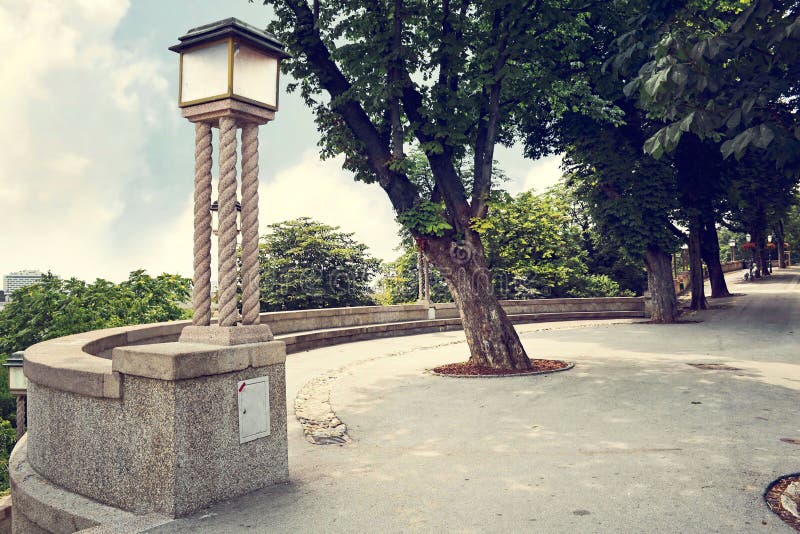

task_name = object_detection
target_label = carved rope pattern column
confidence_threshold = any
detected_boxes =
[417,248,424,301]
[423,254,431,302]
[16,395,25,440]
[240,123,261,325]
[192,122,213,326]
[217,117,239,327]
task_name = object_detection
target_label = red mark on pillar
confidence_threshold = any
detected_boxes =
[239,382,246,393]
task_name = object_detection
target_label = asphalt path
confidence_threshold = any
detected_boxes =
[155,267,800,533]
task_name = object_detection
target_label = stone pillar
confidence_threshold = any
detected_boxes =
[240,123,261,325]
[417,247,431,304]
[192,123,213,326]
[217,116,240,327]
[15,395,25,440]
[417,249,424,302]
[423,254,431,302]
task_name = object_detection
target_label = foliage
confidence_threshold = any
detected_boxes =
[0,270,190,492]
[562,109,681,261]
[781,196,800,248]
[620,0,800,174]
[259,0,617,237]
[477,189,629,298]
[377,244,450,304]
[0,418,14,493]
[258,218,382,311]
[396,201,453,237]
[0,271,191,357]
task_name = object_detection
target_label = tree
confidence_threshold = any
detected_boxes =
[562,111,682,321]
[0,270,191,492]
[0,271,191,356]
[622,1,800,175]
[258,0,604,369]
[378,242,451,304]
[258,218,382,311]
[474,189,626,299]
[719,153,799,274]
[508,0,682,322]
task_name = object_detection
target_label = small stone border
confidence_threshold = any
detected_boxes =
[429,362,575,379]
[765,473,800,532]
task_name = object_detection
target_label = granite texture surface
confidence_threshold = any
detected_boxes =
[26,356,287,518]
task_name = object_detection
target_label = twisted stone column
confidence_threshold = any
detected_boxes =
[16,395,25,440]
[240,123,261,325]
[417,249,424,301]
[192,123,213,326]
[423,254,431,302]
[217,117,239,327]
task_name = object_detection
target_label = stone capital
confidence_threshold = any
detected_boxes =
[182,98,275,126]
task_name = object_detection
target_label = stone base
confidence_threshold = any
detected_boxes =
[26,339,288,520]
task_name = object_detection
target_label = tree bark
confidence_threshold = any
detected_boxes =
[424,230,531,370]
[644,246,679,323]
[688,215,708,310]
[700,214,730,298]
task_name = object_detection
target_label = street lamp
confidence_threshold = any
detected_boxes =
[170,18,288,328]
[170,18,287,111]
[3,351,27,439]
[728,240,736,262]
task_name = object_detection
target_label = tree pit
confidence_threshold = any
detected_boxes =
[765,473,800,531]
[432,359,572,378]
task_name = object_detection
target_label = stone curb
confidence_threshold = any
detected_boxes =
[428,362,575,379]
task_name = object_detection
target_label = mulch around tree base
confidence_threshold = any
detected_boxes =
[432,359,572,378]
[765,473,800,532]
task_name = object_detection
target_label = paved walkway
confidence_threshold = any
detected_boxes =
[156,267,800,533]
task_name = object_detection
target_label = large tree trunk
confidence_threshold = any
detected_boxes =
[644,246,679,323]
[700,214,731,298]
[424,230,531,370]
[688,215,708,310]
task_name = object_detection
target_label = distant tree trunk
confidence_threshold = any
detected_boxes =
[777,220,786,268]
[755,233,769,276]
[644,246,679,323]
[424,230,531,370]
[688,215,708,310]
[700,213,730,297]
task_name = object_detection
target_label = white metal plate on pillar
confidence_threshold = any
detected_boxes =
[237,376,271,444]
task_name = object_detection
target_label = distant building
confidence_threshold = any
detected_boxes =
[3,270,44,296]
[0,290,4,302]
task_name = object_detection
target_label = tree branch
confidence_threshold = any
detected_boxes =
[398,69,471,225]
[667,221,689,242]
[281,0,419,213]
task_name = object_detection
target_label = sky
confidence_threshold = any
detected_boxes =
[0,0,563,283]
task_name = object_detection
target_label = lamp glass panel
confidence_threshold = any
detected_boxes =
[233,42,278,108]
[181,41,230,104]
[9,367,26,391]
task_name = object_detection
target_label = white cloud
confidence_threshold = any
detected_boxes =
[521,154,564,193]
[0,1,177,282]
[260,150,401,262]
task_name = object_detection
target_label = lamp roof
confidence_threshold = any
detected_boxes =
[169,18,290,59]
[3,351,23,367]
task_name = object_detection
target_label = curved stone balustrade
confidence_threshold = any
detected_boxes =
[22,298,645,400]
[13,297,645,532]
